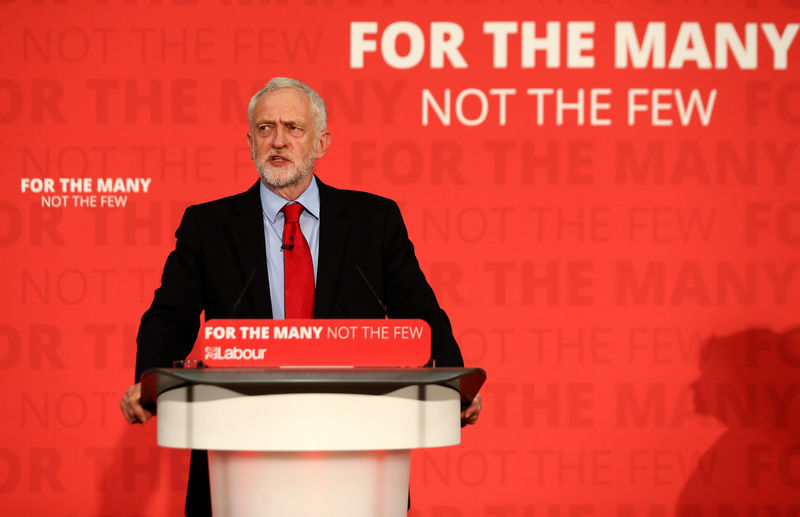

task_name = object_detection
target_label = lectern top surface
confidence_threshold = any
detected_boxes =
[140,367,486,410]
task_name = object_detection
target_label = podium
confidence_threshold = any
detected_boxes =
[141,367,485,517]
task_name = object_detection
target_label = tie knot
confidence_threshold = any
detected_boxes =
[281,202,304,223]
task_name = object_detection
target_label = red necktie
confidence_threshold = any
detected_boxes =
[281,203,315,318]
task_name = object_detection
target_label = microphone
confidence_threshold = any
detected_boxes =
[355,264,388,319]
[230,267,258,318]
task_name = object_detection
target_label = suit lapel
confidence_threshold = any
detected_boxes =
[315,178,349,317]
[228,181,272,318]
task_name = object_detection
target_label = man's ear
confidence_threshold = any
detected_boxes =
[246,131,254,160]
[316,131,332,159]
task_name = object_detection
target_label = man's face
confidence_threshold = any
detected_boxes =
[247,88,330,193]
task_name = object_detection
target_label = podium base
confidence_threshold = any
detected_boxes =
[208,449,411,517]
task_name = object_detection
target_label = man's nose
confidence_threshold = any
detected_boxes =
[272,126,287,148]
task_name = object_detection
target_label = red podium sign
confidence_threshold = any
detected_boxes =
[186,319,431,367]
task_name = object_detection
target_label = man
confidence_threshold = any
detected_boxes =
[120,77,481,516]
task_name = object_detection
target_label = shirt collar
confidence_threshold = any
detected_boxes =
[259,175,321,223]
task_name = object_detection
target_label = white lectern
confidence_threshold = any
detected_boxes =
[141,367,485,517]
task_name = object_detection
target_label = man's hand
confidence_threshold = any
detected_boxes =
[120,382,154,424]
[460,393,482,426]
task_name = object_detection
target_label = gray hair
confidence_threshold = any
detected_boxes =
[248,77,328,135]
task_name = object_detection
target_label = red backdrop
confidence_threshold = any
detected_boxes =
[2,1,799,515]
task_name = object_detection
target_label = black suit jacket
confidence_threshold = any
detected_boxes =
[134,177,463,516]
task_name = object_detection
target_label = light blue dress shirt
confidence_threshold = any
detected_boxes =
[259,177,320,319]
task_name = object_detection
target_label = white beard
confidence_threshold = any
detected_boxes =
[255,146,317,188]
